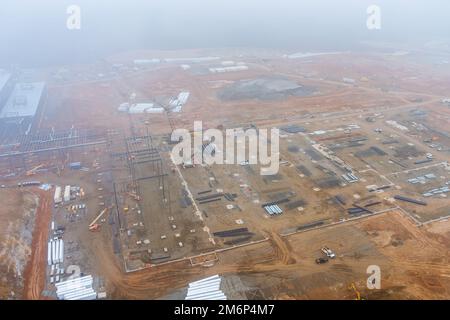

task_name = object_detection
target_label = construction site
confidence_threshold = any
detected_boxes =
[0,46,449,300]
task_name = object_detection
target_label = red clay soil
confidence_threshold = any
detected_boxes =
[22,189,52,300]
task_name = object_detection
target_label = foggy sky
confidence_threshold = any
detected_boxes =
[0,0,449,67]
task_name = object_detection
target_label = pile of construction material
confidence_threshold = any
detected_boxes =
[213,228,253,238]
[347,200,381,215]
[261,198,289,216]
[408,173,436,184]
[17,181,41,187]
[296,220,325,231]
[209,65,248,73]
[196,192,223,204]
[263,204,283,215]
[394,195,427,206]
[213,228,254,245]
[342,173,359,183]
[423,184,450,197]
[185,275,227,300]
[56,275,97,300]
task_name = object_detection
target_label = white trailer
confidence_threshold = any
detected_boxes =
[59,240,64,263]
[54,186,62,204]
[52,240,57,264]
[55,240,60,264]
[64,185,71,202]
[47,241,52,266]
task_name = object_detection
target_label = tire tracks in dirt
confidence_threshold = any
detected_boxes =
[23,189,52,300]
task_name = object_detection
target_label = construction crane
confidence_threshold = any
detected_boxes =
[89,207,109,231]
[26,164,44,176]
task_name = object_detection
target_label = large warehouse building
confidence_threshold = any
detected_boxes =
[0,82,46,140]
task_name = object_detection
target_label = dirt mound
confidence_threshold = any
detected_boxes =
[218,77,315,101]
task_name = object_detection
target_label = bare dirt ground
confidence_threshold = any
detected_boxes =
[0,189,38,299]
[358,213,450,299]
[85,209,449,300]
[4,48,449,299]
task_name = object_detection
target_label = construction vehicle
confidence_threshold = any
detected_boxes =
[315,257,329,264]
[321,246,336,259]
[348,283,362,300]
[89,207,108,230]
[26,164,44,176]
[89,224,100,232]
[127,192,141,201]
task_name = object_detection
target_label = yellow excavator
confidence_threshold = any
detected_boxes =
[348,283,362,300]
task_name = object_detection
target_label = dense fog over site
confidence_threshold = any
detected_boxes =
[0,0,449,67]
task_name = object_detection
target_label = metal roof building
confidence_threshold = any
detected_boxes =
[0,71,11,93]
[0,82,45,119]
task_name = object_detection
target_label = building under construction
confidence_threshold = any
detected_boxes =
[0,128,108,176]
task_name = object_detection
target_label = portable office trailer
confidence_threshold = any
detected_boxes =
[59,240,64,263]
[47,242,52,266]
[54,186,62,204]
[64,185,71,202]
[52,240,57,264]
[55,240,60,264]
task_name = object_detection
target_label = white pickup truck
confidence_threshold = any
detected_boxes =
[321,246,336,259]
